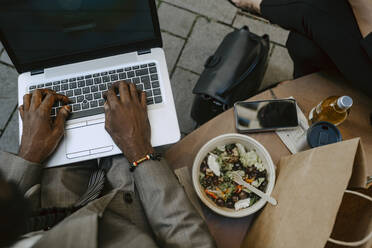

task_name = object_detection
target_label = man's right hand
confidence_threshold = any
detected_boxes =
[104,82,154,163]
[18,89,71,164]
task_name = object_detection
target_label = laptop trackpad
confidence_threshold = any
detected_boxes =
[65,123,113,158]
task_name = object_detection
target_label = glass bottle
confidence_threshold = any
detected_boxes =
[308,96,353,126]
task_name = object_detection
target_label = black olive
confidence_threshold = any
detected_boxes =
[233,164,242,171]
[205,178,212,187]
[201,165,207,173]
[226,200,234,208]
[257,171,267,178]
[232,196,239,202]
[259,185,267,192]
[239,192,248,199]
[216,198,225,206]
[212,177,219,185]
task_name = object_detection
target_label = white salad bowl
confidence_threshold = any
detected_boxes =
[192,133,276,218]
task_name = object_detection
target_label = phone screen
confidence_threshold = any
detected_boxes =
[235,99,299,132]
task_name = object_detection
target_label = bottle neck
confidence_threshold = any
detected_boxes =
[335,100,350,112]
[334,103,345,112]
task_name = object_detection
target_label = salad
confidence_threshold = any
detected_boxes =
[199,143,268,210]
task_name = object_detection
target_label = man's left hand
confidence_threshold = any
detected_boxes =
[18,89,71,164]
[103,82,154,163]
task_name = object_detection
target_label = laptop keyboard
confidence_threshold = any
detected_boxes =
[28,63,162,120]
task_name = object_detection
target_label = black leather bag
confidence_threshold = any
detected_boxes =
[191,26,270,125]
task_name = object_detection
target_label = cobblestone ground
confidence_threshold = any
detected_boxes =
[0,0,293,153]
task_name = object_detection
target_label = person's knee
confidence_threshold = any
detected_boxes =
[286,31,329,65]
[286,32,315,63]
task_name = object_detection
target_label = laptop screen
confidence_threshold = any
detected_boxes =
[0,0,160,73]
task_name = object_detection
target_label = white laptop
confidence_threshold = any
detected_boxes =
[0,0,180,167]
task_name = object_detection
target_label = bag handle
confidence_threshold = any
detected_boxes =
[327,190,372,247]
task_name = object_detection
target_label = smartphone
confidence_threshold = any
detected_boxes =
[234,99,299,133]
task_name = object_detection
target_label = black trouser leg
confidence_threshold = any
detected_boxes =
[286,31,336,78]
[260,0,372,97]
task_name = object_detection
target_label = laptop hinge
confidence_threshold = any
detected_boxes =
[31,69,44,76]
[137,49,151,55]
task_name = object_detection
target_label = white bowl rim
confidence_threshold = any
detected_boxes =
[192,133,276,218]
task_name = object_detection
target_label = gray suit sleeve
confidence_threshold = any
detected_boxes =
[0,151,42,195]
[133,159,216,248]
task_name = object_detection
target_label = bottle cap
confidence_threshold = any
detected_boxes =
[337,96,353,110]
[307,121,342,148]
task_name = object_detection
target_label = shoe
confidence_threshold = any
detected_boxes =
[227,0,262,17]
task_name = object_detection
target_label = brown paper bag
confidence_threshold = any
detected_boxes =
[242,138,372,248]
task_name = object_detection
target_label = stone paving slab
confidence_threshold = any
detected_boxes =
[164,0,237,24]
[0,110,19,154]
[233,13,289,46]
[178,17,233,74]
[261,44,293,89]
[0,51,13,66]
[0,42,3,53]
[161,32,185,74]
[0,64,18,130]
[170,67,199,133]
[158,2,196,38]
[0,99,16,131]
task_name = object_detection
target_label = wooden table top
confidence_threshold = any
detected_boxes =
[164,72,372,248]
